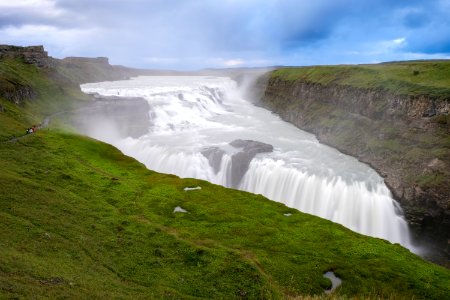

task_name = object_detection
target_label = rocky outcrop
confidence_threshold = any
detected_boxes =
[229,140,273,188]
[0,79,37,105]
[0,45,55,68]
[258,75,450,262]
[202,139,274,188]
[201,147,226,174]
[273,80,450,122]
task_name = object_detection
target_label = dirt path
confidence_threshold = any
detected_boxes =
[1,110,67,144]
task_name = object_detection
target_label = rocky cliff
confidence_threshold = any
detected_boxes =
[0,45,55,68]
[257,63,450,262]
[0,45,148,106]
[57,56,142,84]
[0,45,52,105]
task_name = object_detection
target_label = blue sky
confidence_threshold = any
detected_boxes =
[1,0,449,69]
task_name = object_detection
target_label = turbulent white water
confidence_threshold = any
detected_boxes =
[81,76,413,249]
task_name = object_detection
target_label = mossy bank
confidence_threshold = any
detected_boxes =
[257,62,450,264]
[1,46,450,298]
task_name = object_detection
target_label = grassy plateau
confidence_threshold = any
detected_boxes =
[0,57,450,299]
[271,60,450,97]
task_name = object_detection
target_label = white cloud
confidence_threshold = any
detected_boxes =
[0,24,102,57]
[0,0,63,17]
[223,59,245,66]
[0,0,55,8]
[393,37,406,45]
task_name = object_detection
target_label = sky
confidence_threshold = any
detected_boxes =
[1,0,450,70]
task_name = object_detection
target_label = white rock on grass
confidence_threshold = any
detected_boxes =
[184,186,202,191]
[284,213,292,217]
[173,206,188,213]
[323,271,342,294]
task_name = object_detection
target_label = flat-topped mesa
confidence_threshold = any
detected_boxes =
[59,56,139,84]
[0,45,54,68]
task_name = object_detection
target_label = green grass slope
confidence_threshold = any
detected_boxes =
[1,58,450,298]
[1,129,450,299]
[0,58,89,139]
[272,60,450,97]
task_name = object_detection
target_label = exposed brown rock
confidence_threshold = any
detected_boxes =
[0,45,55,68]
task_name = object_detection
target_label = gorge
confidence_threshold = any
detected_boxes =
[256,65,450,263]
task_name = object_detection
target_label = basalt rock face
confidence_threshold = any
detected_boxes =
[0,45,55,68]
[229,139,273,188]
[0,80,36,105]
[201,139,274,188]
[201,147,226,174]
[0,45,51,104]
[258,76,450,262]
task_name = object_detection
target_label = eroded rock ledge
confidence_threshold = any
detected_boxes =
[202,139,273,188]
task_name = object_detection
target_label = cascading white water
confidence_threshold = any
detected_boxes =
[81,76,413,249]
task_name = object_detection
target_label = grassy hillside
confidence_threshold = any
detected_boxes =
[0,58,89,139]
[1,58,450,298]
[273,61,450,97]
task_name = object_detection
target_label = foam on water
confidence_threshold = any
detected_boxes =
[81,76,413,250]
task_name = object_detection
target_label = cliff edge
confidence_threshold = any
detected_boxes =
[258,62,450,262]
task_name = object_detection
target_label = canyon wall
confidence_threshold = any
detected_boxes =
[257,66,450,261]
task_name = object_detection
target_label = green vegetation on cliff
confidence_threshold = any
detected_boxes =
[1,57,450,298]
[272,60,450,97]
[267,62,450,195]
[0,58,88,139]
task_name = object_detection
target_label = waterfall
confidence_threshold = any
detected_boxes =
[81,75,413,250]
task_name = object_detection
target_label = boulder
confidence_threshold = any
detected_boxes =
[229,139,273,188]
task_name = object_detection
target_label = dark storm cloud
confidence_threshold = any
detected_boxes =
[403,11,430,29]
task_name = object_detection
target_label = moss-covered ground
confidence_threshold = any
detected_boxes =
[1,58,450,298]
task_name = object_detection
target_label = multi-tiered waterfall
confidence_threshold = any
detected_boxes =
[81,76,413,249]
